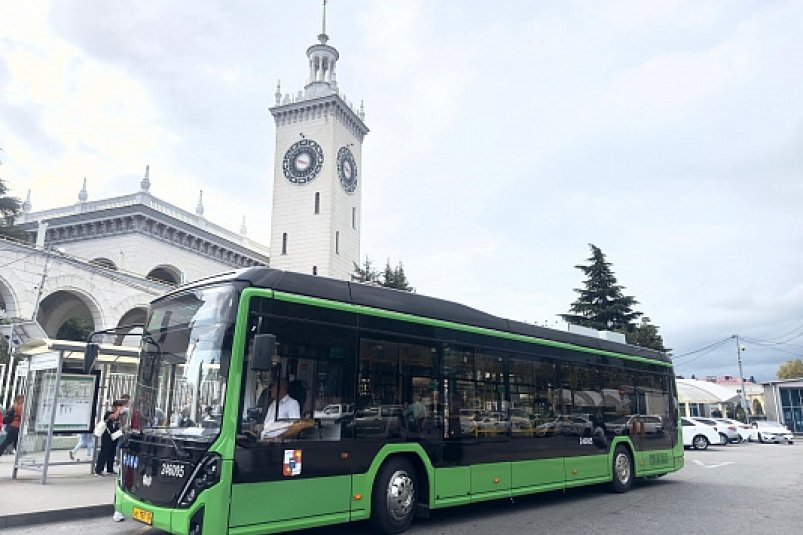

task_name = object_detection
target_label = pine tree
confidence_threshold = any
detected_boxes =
[383,261,413,292]
[382,259,395,288]
[352,257,380,283]
[561,244,642,331]
[355,256,414,291]
[0,158,22,236]
[621,317,668,352]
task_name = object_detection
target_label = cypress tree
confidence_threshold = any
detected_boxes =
[561,244,642,331]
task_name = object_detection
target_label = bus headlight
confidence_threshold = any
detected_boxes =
[178,454,222,508]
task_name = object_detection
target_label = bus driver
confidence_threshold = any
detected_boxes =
[260,380,301,439]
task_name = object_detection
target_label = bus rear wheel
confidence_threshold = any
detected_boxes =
[610,445,633,493]
[370,457,417,534]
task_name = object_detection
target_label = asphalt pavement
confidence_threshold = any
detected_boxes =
[2,438,801,534]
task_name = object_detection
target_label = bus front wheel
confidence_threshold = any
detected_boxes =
[370,457,417,534]
[610,445,633,493]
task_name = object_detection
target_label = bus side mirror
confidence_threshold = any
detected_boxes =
[251,334,276,371]
[84,343,99,373]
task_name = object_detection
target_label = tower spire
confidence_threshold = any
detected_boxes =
[304,0,339,99]
[319,0,328,43]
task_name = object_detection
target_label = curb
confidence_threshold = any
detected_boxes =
[0,504,114,530]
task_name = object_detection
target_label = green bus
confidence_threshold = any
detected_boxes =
[101,267,683,534]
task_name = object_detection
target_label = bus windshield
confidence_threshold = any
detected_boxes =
[129,283,241,442]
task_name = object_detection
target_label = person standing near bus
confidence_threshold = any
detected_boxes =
[95,400,123,476]
[0,395,24,455]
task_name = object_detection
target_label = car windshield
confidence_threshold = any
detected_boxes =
[757,421,782,428]
[129,283,241,442]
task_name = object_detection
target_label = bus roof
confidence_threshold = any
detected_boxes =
[163,267,670,365]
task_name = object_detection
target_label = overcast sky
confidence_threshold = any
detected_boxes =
[2,1,802,381]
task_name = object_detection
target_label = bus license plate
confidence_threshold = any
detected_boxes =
[132,506,153,525]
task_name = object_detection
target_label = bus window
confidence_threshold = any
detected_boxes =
[239,316,355,443]
[509,357,557,436]
[443,346,507,439]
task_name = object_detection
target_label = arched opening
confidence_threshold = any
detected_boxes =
[90,257,118,271]
[0,277,19,319]
[115,307,148,346]
[147,265,181,285]
[36,290,97,340]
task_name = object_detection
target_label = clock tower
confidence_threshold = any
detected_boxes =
[269,7,368,280]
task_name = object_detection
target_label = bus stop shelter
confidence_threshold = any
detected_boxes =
[11,338,139,484]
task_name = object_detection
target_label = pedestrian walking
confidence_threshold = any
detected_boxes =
[94,400,123,476]
[0,395,24,455]
[69,432,95,461]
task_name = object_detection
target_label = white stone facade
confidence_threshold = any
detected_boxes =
[0,236,169,333]
[3,180,270,338]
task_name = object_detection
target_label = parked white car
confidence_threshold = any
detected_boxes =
[748,420,795,444]
[687,417,732,445]
[681,416,721,450]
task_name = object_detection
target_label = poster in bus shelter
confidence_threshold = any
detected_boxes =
[34,373,97,433]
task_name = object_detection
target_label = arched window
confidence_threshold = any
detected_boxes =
[147,265,181,285]
[90,257,117,271]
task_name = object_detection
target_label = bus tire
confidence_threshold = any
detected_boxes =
[370,457,417,535]
[610,445,633,493]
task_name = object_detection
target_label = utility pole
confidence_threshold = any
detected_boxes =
[732,335,748,417]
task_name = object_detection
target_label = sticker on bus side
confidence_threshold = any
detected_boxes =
[283,449,302,477]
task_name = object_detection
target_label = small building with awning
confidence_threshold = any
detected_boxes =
[676,378,741,417]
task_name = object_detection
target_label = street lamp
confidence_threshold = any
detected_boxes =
[733,335,748,416]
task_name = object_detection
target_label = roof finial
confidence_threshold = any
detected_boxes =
[23,189,31,213]
[318,0,329,44]
[140,164,151,191]
[240,215,247,236]
[78,177,88,202]
[196,190,204,217]
[275,80,282,105]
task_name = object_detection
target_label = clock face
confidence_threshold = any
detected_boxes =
[337,146,358,194]
[283,139,324,184]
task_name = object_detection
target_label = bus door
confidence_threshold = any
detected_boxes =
[230,316,356,529]
[559,364,608,481]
